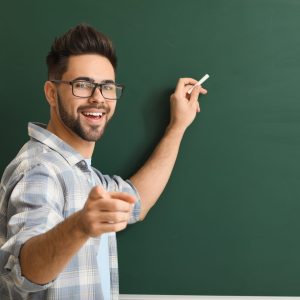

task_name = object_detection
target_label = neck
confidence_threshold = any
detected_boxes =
[47,117,95,159]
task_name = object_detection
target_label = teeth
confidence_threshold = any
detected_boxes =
[83,112,103,117]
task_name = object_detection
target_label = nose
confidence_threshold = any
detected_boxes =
[88,86,105,104]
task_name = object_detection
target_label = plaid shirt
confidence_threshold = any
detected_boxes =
[0,122,141,300]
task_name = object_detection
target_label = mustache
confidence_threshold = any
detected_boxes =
[78,104,109,112]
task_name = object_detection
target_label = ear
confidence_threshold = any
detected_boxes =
[44,81,57,108]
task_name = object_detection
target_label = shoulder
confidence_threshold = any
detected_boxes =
[1,140,70,192]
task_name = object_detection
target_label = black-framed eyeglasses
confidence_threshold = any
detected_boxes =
[50,79,124,100]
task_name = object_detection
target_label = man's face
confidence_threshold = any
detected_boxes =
[54,54,117,142]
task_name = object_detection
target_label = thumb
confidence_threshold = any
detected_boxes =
[89,185,109,200]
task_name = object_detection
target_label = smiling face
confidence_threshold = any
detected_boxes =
[46,54,117,144]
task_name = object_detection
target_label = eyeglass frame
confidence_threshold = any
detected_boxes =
[50,79,125,100]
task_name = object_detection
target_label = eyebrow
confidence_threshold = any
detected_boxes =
[100,79,115,84]
[72,77,115,84]
[73,77,95,82]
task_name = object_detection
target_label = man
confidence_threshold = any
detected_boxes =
[0,24,207,299]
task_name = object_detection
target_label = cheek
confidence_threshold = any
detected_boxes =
[107,102,117,119]
[57,94,79,117]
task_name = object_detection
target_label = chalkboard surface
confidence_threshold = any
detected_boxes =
[1,0,300,296]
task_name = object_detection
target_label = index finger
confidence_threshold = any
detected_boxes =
[110,192,136,204]
[175,78,198,92]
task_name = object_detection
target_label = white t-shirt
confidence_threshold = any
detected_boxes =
[85,158,111,300]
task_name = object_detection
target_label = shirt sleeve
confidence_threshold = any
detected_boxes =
[123,178,141,224]
[0,163,65,293]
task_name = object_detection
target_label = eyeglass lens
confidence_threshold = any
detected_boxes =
[72,81,122,99]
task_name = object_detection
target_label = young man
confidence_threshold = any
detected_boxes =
[0,24,207,299]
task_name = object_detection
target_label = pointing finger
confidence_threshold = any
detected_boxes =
[176,78,198,93]
[110,192,136,204]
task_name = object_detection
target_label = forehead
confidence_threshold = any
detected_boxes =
[63,54,115,81]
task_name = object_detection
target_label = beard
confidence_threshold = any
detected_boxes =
[57,94,109,142]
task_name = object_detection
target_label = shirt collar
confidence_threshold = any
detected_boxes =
[28,122,86,166]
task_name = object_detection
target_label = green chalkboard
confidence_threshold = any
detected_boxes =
[1,0,300,296]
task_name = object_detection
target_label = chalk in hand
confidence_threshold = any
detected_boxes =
[187,74,210,94]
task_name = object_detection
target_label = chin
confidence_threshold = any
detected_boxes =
[81,129,105,142]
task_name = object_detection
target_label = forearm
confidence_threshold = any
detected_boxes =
[130,125,185,220]
[130,78,207,220]
[20,211,88,285]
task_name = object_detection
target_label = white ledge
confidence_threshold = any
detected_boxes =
[120,296,300,300]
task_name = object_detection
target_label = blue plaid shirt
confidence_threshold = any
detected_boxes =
[0,122,141,300]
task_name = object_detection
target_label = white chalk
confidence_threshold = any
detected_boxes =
[187,74,210,94]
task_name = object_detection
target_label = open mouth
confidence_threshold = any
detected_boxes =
[81,111,105,120]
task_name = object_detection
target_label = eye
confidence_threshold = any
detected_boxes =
[102,84,115,91]
[74,81,94,89]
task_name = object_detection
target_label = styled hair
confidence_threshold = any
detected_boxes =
[46,23,117,79]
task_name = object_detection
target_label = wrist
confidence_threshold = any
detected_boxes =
[68,211,90,240]
[165,123,186,138]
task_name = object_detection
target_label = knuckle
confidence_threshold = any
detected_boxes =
[110,201,118,211]
[113,214,121,223]
[110,224,119,232]
[113,222,127,232]
[113,213,125,223]
[124,212,130,222]
[119,222,128,231]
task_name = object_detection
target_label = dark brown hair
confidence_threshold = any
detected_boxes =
[46,23,117,79]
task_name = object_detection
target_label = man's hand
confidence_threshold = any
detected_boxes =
[77,185,136,237]
[169,77,208,132]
